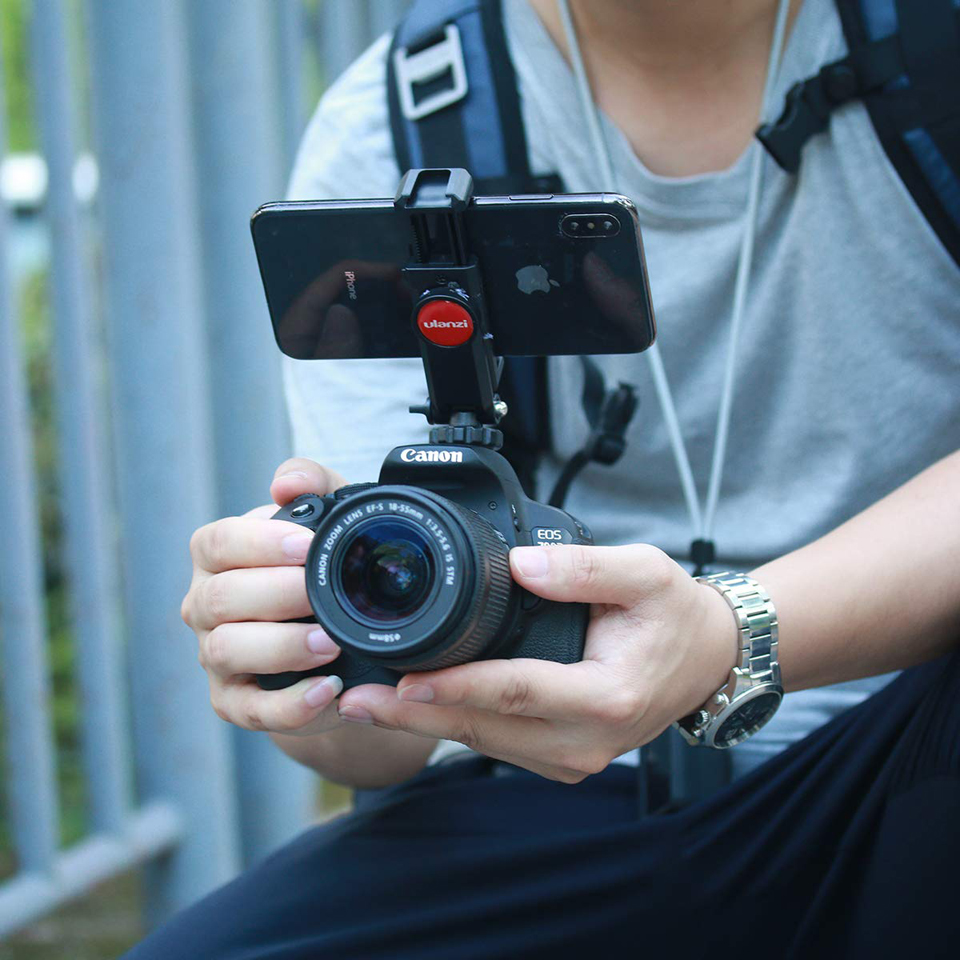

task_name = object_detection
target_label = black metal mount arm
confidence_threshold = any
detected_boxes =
[395,168,505,449]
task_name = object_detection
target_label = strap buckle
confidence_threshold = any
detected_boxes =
[757,52,878,173]
[393,24,469,122]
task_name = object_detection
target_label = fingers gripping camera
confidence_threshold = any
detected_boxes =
[257,443,592,692]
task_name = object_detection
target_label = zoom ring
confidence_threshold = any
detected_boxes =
[410,504,513,671]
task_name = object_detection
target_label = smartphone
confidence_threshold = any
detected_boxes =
[251,193,655,360]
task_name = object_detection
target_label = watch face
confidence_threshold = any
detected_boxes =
[715,691,782,747]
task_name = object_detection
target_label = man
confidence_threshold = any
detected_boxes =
[139,0,959,956]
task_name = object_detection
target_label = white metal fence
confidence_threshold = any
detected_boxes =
[0,0,405,938]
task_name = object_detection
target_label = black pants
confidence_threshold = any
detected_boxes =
[126,650,960,959]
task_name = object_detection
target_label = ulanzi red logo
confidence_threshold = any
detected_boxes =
[416,300,474,347]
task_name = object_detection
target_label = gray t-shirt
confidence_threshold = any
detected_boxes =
[283,0,960,776]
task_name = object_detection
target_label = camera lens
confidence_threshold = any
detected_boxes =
[337,519,434,624]
[305,486,516,672]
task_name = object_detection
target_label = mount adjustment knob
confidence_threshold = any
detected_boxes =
[429,424,503,449]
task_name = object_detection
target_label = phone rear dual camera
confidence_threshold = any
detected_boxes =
[561,213,620,238]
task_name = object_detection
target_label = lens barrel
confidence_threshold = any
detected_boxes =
[304,486,515,671]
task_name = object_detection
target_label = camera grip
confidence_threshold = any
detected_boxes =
[516,598,588,664]
[255,637,380,691]
[255,496,329,692]
[255,614,323,691]
[256,496,400,691]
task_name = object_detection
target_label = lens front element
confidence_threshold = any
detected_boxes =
[338,519,435,625]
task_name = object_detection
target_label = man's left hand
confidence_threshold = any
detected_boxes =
[336,544,738,782]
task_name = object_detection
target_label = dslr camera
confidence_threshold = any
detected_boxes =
[252,169,653,691]
[261,445,592,690]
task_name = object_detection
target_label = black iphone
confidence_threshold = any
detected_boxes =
[251,192,655,361]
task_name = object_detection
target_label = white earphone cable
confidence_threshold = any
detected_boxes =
[703,0,792,540]
[557,0,792,554]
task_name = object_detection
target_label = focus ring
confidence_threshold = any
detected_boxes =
[407,502,513,671]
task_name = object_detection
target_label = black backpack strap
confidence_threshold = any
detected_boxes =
[387,0,562,196]
[387,0,562,493]
[758,0,960,268]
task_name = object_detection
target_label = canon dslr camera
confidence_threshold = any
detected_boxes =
[258,444,591,691]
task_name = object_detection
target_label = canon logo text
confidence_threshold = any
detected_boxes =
[400,448,464,463]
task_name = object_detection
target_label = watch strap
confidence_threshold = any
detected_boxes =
[675,572,781,747]
[699,572,780,688]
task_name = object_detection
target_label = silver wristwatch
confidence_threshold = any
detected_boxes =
[675,572,782,749]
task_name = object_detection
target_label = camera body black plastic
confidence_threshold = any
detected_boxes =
[258,442,591,691]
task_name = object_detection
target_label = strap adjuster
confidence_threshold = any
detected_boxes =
[393,24,469,122]
[756,34,903,173]
[757,66,848,173]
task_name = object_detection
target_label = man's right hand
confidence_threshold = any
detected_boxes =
[181,458,349,737]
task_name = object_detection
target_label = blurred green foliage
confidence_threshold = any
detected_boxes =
[0,0,90,887]
[0,268,89,874]
[0,0,35,149]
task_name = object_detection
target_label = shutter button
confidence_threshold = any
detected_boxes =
[290,502,315,519]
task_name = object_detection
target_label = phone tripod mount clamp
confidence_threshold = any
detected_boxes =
[396,168,505,450]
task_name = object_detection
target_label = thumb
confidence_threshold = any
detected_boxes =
[270,457,348,506]
[509,543,674,606]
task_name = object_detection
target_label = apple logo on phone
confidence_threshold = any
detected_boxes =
[516,265,560,295]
